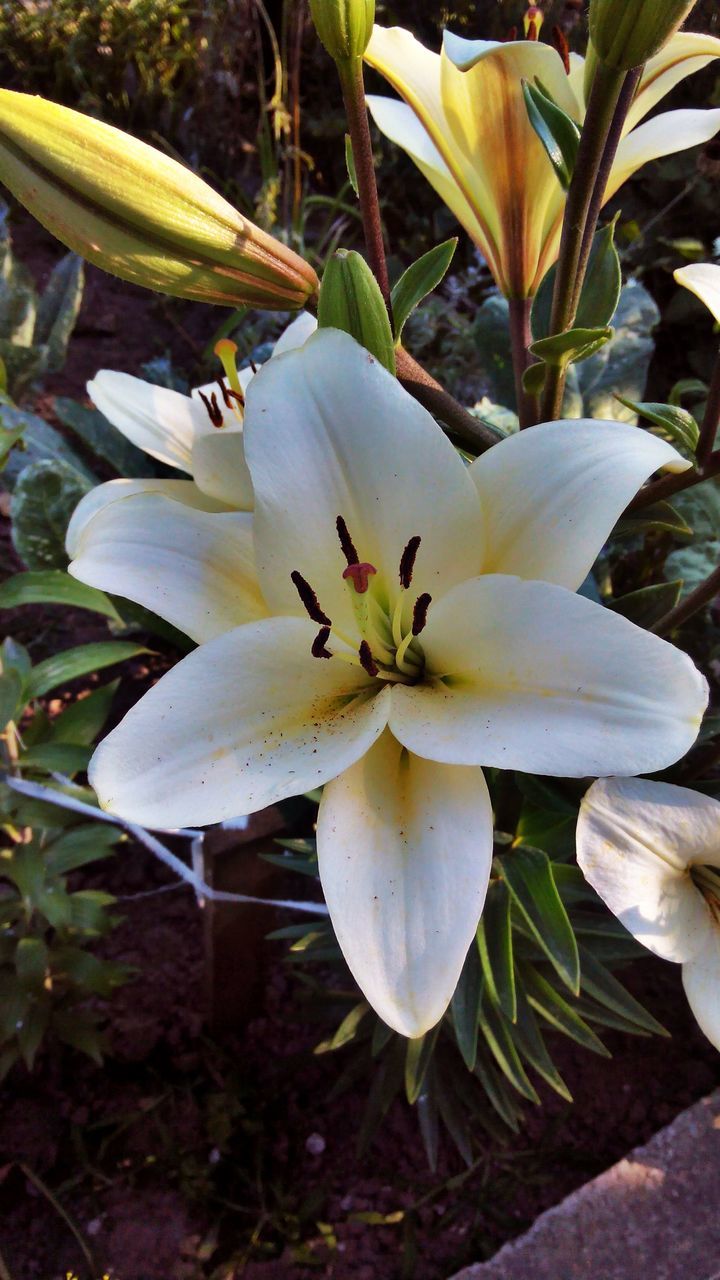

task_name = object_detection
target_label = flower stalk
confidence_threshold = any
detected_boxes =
[509,295,536,430]
[394,347,503,453]
[651,562,720,636]
[696,347,720,468]
[337,57,392,314]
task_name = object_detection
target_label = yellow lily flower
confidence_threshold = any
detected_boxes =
[365,27,720,299]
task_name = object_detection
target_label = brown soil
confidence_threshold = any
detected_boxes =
[2,215,720,1280]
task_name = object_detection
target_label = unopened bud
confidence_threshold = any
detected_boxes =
[318,249,395,374]
[589,0,694,71]
[310,0,375,64]
[0,90,318,310]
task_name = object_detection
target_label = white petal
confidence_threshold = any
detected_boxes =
[627,32,720,133]
[366,96,489,251]
[90,616,390,828]
[69,494,267,642]
[675,262,720,326]
[272,310,317,355]
[390,576,708,776]
[317,730,493,1037]
[244,329,484,634]
[191,427,254,510]
[606,109,720,202]
[683,933,720,1051]
[88,370,203,473]
[66,478,229,558]
[577,777,719,963]
[468,419,690,590]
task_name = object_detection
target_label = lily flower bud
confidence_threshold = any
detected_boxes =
[318,248,395,373]
[309,0,375,64]
[0,89,319,310]
[589,0,695,71]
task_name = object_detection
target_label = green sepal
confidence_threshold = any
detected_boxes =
[522,78,580,191]
[614,396,700,454]
[390,238,457,343]
[318,248,395,374]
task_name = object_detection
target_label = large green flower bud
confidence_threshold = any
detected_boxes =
[309,0,374,64]
[0,90,318,309]
[318,249,395,373]
[589,0,695,71]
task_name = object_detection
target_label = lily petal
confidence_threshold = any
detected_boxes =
[88,370,203,473]
[317,730,493,1037]
[469,419,689,590]
[606,108,720,202]
[390,576,708,776]
[675,262,720,326]
[90,616,390,828]
[626,32,720,133]
[191,426,254,510]
[66,478,229,558]
[69,494,267,642]
[577,777,719,963]
[683,933,720,1051]
[244,329,484,634]
[272,310,318,355]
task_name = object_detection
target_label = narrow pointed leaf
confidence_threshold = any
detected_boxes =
[0,570,122,621]
[533,220,621,341]
[613,500,692,540]
[578,944,669,1036]
[500,847,579,993]
[0,668,22,730]
[26,641,150,699]
[315,1000,370,1053]
[520,961,610,1056]
[614,397,699,453]
[391,238,457,342]
[405,1024,440,1104]
[45,824,120,877]
[451,939,483,1070]
[512,985,572,1102]
[474,1049,522,1130]
[530,326,612,370]
[478,993,539,1103]
[477,879,516,1021]
[608,581,682,628]
[522,78,580,191]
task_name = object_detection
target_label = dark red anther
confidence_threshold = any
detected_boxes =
[412,593,432,636]
[526,17,538,39]
[503,25,518,41]
[291,570,332,626]
[311,626,333,659]
[198,389,224,428]
[398,535,421,589]
[358,640,379,677]
[551,24,571,73]
[343,562,377,594]
[217,378,245,411]
[336,515,359,566]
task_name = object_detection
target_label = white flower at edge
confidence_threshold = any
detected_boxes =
[65,311,317,556]
[675,261,720,325]
[577,777,720,1051]
[76,329,708,1039]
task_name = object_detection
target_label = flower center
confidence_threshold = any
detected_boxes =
[691,864,720,925]
[197,339,246,428]
[291,516,432,684]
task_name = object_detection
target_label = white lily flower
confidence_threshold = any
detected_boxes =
[85,330,708,1037]
[674,261,720,324]
[365,27,720,298]
[66,311,317,556]
[577,776,720,1050]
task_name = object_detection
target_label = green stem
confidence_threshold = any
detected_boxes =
[338,57,392,314]
[540,62,631,422]
[651,561,720,635]
[508,296,535,429]
[697,345,720,468]
[395,347,503,453]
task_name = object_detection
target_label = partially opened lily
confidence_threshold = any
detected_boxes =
[84,330,707,1036]
[66,312,317,557]
[577,777,720,1050]
[365,27,720,297]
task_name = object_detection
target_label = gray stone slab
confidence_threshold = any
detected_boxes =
[451,1091,720,1280]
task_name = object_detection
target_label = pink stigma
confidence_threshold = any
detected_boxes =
[343,562,377,594]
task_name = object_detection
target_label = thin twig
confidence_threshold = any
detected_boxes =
[395,347,503,453]
[628,450,720,510]
[697,347,720,468]
[651,562,720,634]
[18,1163,98,1274]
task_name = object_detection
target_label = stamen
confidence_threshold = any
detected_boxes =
[552,24,571,74]
[391,592,405,649]
[217,377,245,412]
[398,536,421,589]
[343,562,377,594]
[291,570,332,626]
[311,626,332,659]
[412,593,432,636]
[504,25,518,40]
[336,515,359,566]
[523,5,543,39]
[358,640,379,677]
[198,389,224,428]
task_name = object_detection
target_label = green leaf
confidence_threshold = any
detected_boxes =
[500,847,579,994]
[512,983,572,1102]
[522,78,580,190]
[5,843,45,898]
[51,1010,103,1064]
[314,1000,370,1053]
[318,249,395,375]
[405,1024,440,1105]
[391,238,457,342]
[54,397,152,478]
[477,993,539,1103]
[530,325,612,371]
[0,977,30,1042]
[17,999,49,1069]
[10,458,92,569]
[15,937,48,991]
[0,404,95,490]
[0,667,22,729]
[68,889,116,935]
[45,824,120,877]
[522,360,547,397]
[50,680,119,746]
[477,879,516,1021]
[20,742,92,774]
[435,1070,474,1164]
[520,961,610,1056]
[357,1040,405,1155]
[53,946,129,996]
[666,481,720,600]
[533,220,621,342]
[34,254,84,372]
[564,280,659,422]
[344,133,359,196]
[578,945,668,1036]
[474,1049,523,1131]
[0,569,121,621]
[451,939,483,1070]
[614,397,699,454]
[608,581,682,628]
[669,377,707,408]
[26,640,149,699]
[36,886,73,929]
[613,500,691,540]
